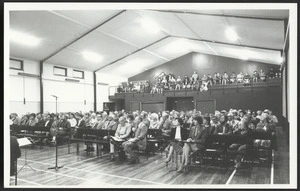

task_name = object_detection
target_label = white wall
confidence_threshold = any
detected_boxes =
[9,58,40,116]
[43,63,94,113]
[96,72,127,111]
[9,58,128,115]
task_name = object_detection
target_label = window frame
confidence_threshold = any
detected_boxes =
[53,66,67,77]
[9,58,24,71]
[73,69,85,79]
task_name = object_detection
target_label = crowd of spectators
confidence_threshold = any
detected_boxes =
[10,107,278,168]
[117,66,281,94]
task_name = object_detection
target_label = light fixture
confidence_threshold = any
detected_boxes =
[82,51,103,62]
[225,27,238,42]
[140,17,160,34]
[10,30,40,46]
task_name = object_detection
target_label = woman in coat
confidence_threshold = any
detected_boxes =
[177,116,209,173]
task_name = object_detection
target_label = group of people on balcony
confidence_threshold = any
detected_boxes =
[117,66,280,94]
[10,107,278,169]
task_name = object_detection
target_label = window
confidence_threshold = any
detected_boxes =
[10,58,23,70]
[73,69,84,79]
[53,66,67,76]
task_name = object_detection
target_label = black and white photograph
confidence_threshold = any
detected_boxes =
[3,2,297,189]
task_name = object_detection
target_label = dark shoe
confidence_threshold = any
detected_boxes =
[128,156,138,164]
[110,156,116,162]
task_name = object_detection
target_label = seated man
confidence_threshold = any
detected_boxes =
[230,72,237,83]
[236,72,244,83]
[243,73,251,85]
[260,69,266,81]
[206,74,213,86]
[222,72,229,85]
[102,114,118,130]
[122,117,149,164]
[253,70,259,83]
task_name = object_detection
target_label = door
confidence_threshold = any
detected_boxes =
[167,97,194,111]
[196,100,216,115]
[130,101,140,112]
[141,102,164,112]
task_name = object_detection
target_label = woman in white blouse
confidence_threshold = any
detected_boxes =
[165,118,188,166]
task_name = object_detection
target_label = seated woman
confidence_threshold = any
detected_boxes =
[122,118,149,164]
[203,116,214,135]
[177,116,209,173]
[165,118,189,165]
[109,116,132,161]
[228,117,252,168]
[149,113,160,129]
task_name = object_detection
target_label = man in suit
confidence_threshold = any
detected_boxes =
[10,136,21,176]
[122,117,149,164]
[27,113,38,126]
[214,115,232,135]
[36,113,45,127]
[96,112,108,129]
[76,114,86,128]
[102,114,117,130]
[92,114,102,129]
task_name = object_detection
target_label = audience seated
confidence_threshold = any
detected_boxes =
[10,106,278,169]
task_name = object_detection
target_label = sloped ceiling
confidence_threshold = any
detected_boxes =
[9,9,288,77]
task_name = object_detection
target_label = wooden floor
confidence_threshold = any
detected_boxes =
[10,127,289,187]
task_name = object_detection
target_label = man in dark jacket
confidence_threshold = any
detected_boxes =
[10,136,21,176]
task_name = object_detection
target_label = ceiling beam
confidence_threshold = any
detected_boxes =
[174,13,219,55]
[42,10,126,62]
[94,35,170,72]
[171,35,282,52]
[95,33,282,73]
[148,10,286,21]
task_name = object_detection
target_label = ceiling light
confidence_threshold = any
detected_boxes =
[82,51,103,62]
[10,30,40,46]
[225,27,238,42]
[140,17,160,34]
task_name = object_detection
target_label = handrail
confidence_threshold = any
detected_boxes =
[110,78,281,96]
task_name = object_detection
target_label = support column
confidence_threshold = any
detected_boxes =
[94,72,97,112]
[40,61,44,113]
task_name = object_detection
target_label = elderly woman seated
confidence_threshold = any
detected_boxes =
[109,116,132,161]
[149,113,160,129]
